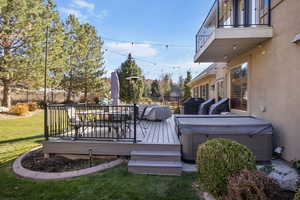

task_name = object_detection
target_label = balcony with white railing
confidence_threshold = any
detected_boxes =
[194,0,273,62]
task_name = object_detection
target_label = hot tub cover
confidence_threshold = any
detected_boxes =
[177,116,272,135]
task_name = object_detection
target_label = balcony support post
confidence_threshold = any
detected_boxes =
[268,0,271,26]
[217,0,219,28]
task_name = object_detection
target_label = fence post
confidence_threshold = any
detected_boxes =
[44,103,49,140]
[133,103,137,143]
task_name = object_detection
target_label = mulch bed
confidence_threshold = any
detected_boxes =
[22,150,118,172]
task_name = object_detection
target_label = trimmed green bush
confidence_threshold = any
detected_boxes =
[295,188,300,200]
[196,138,256,197]
[224,169,282,200]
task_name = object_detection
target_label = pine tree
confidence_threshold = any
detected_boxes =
[143,79,151,98]
[159,73,171,101]
[178,75,185,96]
[150,80,160,97]
[45,1,68,95]
[76,24,105,102]
[183,71,192,100]
[0,0,57,106]
[61,15,83,102]
[117,54,144,103]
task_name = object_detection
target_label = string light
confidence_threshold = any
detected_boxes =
[102,42,202,79]
[101,36,193,48]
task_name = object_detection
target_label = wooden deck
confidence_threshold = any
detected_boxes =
[137,116,180,145]
[43,116,181,156]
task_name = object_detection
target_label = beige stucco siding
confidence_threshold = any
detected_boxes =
[191,77,215,98]
[226,0,300,161]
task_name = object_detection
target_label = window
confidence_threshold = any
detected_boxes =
[230,63,248,111]
[197,84,209,100]
[193,87,197,97]
[261,0,269,9]
[205,84,209,99]
[200,85,203,98]
[217,80,225,100]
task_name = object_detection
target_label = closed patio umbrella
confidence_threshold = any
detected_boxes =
[111,71,119,106]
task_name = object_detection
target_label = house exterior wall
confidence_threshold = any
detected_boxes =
[224,0,300,161]
[191,77,215,99]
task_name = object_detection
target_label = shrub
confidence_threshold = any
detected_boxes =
[224,169,282,200]
[93,97,100,104]
[37,101,46,109]
[10,103,29,116]
[196,138,256,197]
[27,102,38,111]
[295,188,300,200]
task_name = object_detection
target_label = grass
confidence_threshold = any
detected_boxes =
[0,112,44,164]
[0,112,201,200]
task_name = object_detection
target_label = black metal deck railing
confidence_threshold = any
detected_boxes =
[195,0,271,54]
[44,104,138,143]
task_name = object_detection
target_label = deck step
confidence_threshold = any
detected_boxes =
[128,160,182,176]
[131,150,181,162]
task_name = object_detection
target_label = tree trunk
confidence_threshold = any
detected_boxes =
[84,87,88,103]
[2,81,11,107]
[66,88,72,102]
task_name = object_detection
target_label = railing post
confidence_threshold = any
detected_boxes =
[217,0,219,28]
[44,103,49,140]
[133,103,137,143]
[268,0,271,26]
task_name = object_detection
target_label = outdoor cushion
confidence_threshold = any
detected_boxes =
[144,106,172,121]
[137,104,158,119]
[209,98,230,114]
[198,98,215,115]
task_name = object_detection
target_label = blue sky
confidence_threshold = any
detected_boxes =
[56,0,214,81]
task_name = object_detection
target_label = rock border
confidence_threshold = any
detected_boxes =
[13,147,124,180]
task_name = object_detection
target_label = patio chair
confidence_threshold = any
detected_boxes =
[198,98,215,115]
[66,107,129,140]
[128,105,149,138]
[209,98,230,114]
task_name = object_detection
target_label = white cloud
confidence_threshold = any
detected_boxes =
[95,9,109,20]
[105,42,157,57]
[60,7,87,22]
[63,1,108,23]
[72,0,95,11]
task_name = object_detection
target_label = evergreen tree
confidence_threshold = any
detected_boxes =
[75,24,104,102]
[178,75,185,96]
[61,16,105,103]
[159,73,171,101]
[0,0,58,106]
[61,15,82,102]
[183,71,192,100]
[150,80,160,97]
[45,1,68,95]
[117,54,144,103]
[143,79,151,98]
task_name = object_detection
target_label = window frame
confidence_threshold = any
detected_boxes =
[229,62,249,112]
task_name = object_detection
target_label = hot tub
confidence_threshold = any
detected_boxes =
[175,115,273,162]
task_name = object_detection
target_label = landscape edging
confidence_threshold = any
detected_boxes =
[12,147,124,180]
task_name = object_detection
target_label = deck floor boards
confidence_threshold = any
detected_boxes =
[59,116,179,145]
[138,116,179,145]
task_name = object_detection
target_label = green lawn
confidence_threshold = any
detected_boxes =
[0,112,44,164]
[0,112,200,200]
